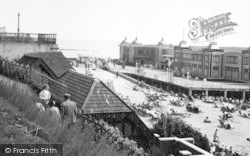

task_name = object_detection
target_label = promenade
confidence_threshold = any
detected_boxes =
[110,65,250,91]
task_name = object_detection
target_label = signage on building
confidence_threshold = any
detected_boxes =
[188,13,237,42]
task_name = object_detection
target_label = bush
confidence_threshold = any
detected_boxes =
[0,75,148,156]
[152,115,210,152]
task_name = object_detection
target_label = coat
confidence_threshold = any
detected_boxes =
[61,99,78,123]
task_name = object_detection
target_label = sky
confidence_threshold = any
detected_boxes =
[1,0,250,58]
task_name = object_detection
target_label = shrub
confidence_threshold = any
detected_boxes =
[152,115,210,152]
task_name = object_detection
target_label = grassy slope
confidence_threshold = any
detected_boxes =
[0,75,128,156]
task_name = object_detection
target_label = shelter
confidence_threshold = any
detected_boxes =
[19,52,72,88]
[19,52,72,79]
[49,70,158,149]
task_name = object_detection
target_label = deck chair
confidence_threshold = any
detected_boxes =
[219,119,225,127]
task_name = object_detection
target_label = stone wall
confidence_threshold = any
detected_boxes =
[0,42,58,60]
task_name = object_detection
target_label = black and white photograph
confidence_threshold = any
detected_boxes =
[0,0,249,156]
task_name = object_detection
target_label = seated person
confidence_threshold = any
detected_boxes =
[204,116,211,123]
[225,123,232,129]
[39,84,51,108]
[214,103,218,108]
[170,108,176,114]
[243,113,249,118]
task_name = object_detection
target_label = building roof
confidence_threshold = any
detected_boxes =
[158,38,166,46]
[52,70,132,114]
[55,70,94,108]
[20,52,72,78]
[82,81,133,114]
[132,37,141,45]
[121,37,129,44]
[220,47,247,53]
[189,46,206,51]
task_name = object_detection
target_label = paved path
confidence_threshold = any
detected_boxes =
[111,65,250,91]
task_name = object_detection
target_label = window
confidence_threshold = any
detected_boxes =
[193,54,202,61]
[204,56,209,62]
[198,65,202,76]
[198,54,202,61]
[175,53,179,58]
[227,56,238,64]
[213,66,219,70]
[213,55,220,63]
[244,57,249,65]
[244,69,249,81]
[213,66,219,77]
[204,66,208,76]
[162,49,167,55]
[124,49,129,54]
[192,64,197,73]
[183,54,193,60]
[138,50,143,55]
[183,54,187,59]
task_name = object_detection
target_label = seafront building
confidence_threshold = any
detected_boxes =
[119,37,174,68]
[173,41,250,82]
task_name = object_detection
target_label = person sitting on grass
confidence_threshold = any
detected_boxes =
[204,116,211,123]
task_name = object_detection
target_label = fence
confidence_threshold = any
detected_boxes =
[0,56,67,98]
[114,67,174,84]
[112,65,250,91]
[0,32,57,44]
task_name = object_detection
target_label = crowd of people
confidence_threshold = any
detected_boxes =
[36,84,79,129]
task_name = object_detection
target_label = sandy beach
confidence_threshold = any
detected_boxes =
[75,67,250,154]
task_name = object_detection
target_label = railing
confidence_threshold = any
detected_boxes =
[159,137,213,156]
[0,32,57,44]
[0,56,67,98]
[111,65,250,91]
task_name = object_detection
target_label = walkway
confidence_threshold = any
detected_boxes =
[111,65,250,91]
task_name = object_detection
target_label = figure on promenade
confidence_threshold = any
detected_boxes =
[213,129,219,143]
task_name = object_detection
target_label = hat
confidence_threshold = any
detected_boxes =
[43,84,49,89]
[64,93,71,97]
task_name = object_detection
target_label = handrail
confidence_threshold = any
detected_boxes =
[115,67,250,91]
[31,69,67,89]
